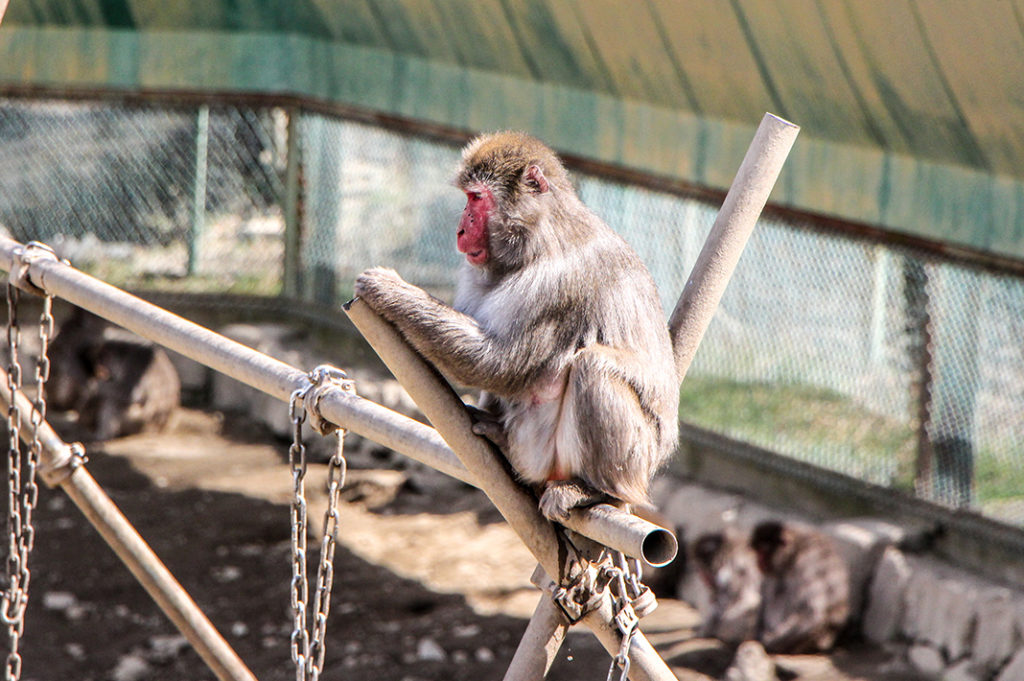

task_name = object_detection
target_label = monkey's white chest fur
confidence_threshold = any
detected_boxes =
[455,266,586,485]
[502,367,583,484]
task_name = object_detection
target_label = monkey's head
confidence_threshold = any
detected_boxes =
[454,131,572,271]
[692,532,725,586]
[750,520,787,574]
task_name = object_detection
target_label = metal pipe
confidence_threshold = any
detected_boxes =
[0,384,257,681]
[344,298,677,681]
[0,239,669,563]
[502,595,568,681]
[669,112,800,381]
[565,504,676,568]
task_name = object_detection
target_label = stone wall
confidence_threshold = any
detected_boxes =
[655,481,1024,681]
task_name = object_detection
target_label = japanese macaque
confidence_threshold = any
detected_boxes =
[355,131,679,521]
[692,530,762,644]
[49,308,180,440]
[750,520,850,654]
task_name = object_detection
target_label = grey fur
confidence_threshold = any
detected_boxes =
[356,132,679,518]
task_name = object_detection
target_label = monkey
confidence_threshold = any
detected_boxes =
[749,520,850,654]
[48,307,181,440]
[77,338,181,440]
[354,131,680,522]
[691,530,762,645]
[48,305,108,412]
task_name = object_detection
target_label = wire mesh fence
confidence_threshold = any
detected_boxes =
[1,96,1021,526]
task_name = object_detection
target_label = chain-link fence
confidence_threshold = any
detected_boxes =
[1,96,1021,526]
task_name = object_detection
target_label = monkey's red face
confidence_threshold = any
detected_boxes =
[458,185,494,266]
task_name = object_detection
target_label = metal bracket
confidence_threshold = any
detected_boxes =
[39,441,88,488]
[8,242,62,297]
[296,365,357,436]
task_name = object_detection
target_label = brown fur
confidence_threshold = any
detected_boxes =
[49,308,180,440]
[355,131,679,520]
[692,530,762,644]
[751,521,850,654]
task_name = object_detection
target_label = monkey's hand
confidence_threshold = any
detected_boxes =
[538,479,610,523]
[354,267,424,314]
[466,404,509,451]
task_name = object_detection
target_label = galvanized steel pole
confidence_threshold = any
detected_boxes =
[669,112,800,382]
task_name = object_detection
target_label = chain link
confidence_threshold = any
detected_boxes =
[288,367,354,681]
[288,388,310,681]
[604,552,644,681]
[3,249,55,681]
[3,281,25,681]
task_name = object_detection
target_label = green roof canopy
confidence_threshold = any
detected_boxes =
[3,1,1024,260]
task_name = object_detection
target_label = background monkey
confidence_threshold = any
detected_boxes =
[355,131,679,521]
[750,520,850,654]
[48,307,181,440]
[692,530,763,645]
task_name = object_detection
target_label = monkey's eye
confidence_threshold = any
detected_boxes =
[467,191,483,201]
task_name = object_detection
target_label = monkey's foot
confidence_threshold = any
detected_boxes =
[538,480,609,522]
[466,405,509,451]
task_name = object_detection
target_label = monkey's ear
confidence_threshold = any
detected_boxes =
[523,165,549,194]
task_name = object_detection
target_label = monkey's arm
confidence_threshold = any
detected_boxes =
[354,267,547,395]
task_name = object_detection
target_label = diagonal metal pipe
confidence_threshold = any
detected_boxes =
[0,383,258,681]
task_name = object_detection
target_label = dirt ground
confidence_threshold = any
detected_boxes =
[12,407,925,681]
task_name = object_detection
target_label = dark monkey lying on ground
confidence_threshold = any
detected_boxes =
[355,131,680,521]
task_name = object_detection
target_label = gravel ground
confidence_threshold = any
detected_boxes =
[8,408,925,681]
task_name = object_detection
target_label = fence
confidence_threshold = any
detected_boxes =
[1,95,1021,527]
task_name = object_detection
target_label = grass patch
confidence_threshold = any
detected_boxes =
[679,376,1024,519]
[679,376,916,486]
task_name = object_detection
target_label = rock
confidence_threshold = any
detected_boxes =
[474,647,494,663]
[822,518,905,617]
[863,546,911,643]
[724,641,777,681]
[931,578,976,661]
[995,649,1024,681]
[42,591,78,612]
[908,644,945,676]
[212,565,243,583]
[453,624,481,638]
[148,634,189,663]
[165,349,209,396]
[64,643,86,660]
[943,659,981,681]
[416,637,446,662]
[111,653,151,681]
[971,588,1017,674]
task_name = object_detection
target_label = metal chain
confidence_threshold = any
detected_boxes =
[288,367,354,681]
[2,258,54,681]
[308,430,347,681]
[3,281,25,681]
[288,388,311,681]
[604,553,643,681]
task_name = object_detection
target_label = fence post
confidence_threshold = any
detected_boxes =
[668,113,800,382]
[188,104,210,277]
[928,269,981,507]
[903,256,935,496]
[283,107,303,298]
